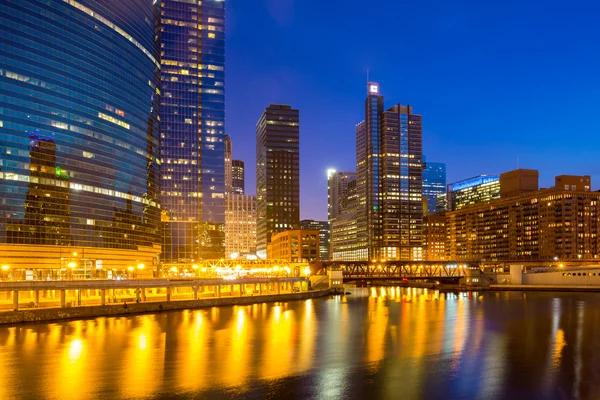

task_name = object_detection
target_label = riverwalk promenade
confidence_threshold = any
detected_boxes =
[0,277,330,325]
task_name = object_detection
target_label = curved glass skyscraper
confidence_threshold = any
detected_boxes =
[0,0,161,278]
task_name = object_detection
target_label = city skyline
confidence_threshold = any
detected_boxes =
[225,0,600,221]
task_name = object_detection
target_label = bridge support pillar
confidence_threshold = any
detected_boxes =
[12,291,18,311]
[277,282,281,295]
[166,287,171,302]
[100,289,106,306]
[259,283,263,295]
[34,290,40,308]
[77,289,81,306]
[60,290,66,308]
[136,288,141,303]
[193,286,198,300]
[216,285,221,298]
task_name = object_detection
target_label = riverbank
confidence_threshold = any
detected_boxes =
[0,288,331,325]
[489,284,600,293]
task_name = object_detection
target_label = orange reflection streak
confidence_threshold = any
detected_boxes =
[50,321,96,399]
[365,292,388,364]
[296,299,317,372]
[120,317,165,399]
[175,311,209,390]
[261,305,294,379]
[0,327,17,399]
[221,307,251,387]
[552,329,566,368]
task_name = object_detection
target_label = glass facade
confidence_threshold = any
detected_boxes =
[231,160,245,195]
[300,220,330,261]
[448,175,500,211]
[423,160,446,214]
[160,0,226,262]
[0,0,161,273]
[356,83,423,261]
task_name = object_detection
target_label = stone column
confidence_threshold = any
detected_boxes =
[166,287,171,301]
[277,282,281,294]
[77,289,82,306]
[100,289,106,306]
[216,285,221,298]
[193,286,198,300]
[34,290,40,307]
[136,288,141,303]
[60,290,66,308]
[259,283,263,295]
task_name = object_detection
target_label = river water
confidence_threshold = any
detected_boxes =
[1,286,600,400]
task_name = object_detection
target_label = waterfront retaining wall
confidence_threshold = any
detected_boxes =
[0,289,331,325]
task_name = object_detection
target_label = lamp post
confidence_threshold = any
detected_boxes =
[1,265,10,281]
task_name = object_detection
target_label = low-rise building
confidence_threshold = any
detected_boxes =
[447,171,598,262]
[267,229,320,263]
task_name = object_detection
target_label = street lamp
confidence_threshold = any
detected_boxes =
[1,265,9,281]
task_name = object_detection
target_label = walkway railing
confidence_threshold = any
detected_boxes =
[0,278,310,312]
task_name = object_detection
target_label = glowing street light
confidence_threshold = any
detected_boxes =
[68,262,77,268]
[137,263,145,270]
[1,265,10,271]
[303,267,311,276]
[127,266,134,272]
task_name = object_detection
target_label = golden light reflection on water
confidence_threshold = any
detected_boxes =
[1,287,597,399]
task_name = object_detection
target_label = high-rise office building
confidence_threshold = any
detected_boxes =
[327,170,357,223]
[330,176,361,261]
[0,0,161,276]
[232,160,245,194]
[224,135,232,194]
[356,82,423,261]
[300,220,330,261]
[327,170,357,259]
[161,0,226,262]
[423,160,446,214]
[225,194,256,258]
[423,214,446,261]
[447,175,500,211]
[256,105,300,259]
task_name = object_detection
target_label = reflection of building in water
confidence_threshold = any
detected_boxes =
[8,135,71,245]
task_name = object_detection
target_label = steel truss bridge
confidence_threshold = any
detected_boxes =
[321,261,481,281]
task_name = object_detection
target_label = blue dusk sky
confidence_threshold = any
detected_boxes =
[225,0,600,221]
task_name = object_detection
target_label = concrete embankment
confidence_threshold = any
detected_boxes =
[0,289,331,326]
[489,284,600,293]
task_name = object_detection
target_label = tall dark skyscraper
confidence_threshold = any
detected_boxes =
[161,0,226,262]
[256,105,300,259]
[356,83,423,261]
[232,160,245,194]
[0,0,162,274]
[423,160,446,214]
